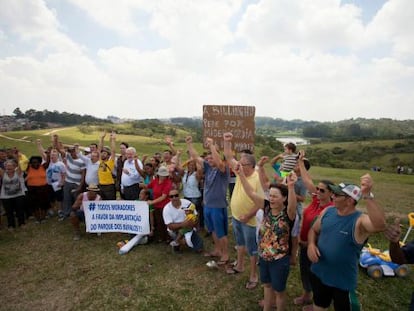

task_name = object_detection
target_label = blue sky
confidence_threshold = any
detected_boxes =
[0,0,413,121]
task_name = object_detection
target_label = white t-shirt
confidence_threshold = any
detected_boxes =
[163,198,194,229]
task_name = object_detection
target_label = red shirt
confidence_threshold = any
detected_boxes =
[147,177,173,209]
[300,195,334,242]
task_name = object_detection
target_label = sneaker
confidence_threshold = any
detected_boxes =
[58,216,66,222]
[169,240,179,247]
[138,236,148,245]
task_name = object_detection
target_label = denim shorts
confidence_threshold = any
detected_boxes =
[291,213,300,237]
[232,217,258,256]
[259,255,290,292]
[204,206,228,239]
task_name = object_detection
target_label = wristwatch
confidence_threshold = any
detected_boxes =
[362,192,374,200]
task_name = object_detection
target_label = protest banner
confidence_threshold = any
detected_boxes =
[202,105,255,152]
[83,200,150,235]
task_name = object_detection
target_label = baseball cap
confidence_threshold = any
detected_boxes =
[329,183,362,202]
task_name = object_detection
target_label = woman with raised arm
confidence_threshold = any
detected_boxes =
[293,150,335,310]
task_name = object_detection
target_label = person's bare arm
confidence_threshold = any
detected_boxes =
[384,218,408,264]
[307,208,329,263]
[356,174,386,243]
[297,150,317,194]
[98,131,106,154]
[72,193,83,210]
[286,172,298,220]
[207,137,226,172]
[185,136,203,167]
[257,156,270,190]
[165,136,177,156]
[110,132,116,160]
[36,139,47,161]
[223,132,237,170]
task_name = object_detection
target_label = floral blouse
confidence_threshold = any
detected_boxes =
[258,200,293,261]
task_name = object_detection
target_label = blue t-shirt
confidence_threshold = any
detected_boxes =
[311,207,363,291]
[402,240,414,264]
[203,161,229,209]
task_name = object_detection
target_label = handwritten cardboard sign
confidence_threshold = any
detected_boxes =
[202,105,255,152]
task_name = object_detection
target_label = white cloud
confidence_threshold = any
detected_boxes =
[0,0,412,121]
[366,0,414,62]
[236,0,365,51]
[0,0,80,54]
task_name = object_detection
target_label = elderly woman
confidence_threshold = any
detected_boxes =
[0,159,26,230]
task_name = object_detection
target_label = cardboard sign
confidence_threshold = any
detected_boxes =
[202,105,255,152]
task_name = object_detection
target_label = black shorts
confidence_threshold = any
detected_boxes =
[48,185,63,202]
[310,272,360,311]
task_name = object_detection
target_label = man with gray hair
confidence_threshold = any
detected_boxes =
[223,132,264,290]
[121,147,143,200]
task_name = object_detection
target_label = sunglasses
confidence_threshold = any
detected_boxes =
[169,194,179,198]
[334,193,347,198]
[316,187,326,194]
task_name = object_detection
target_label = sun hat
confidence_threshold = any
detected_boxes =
[157,166,170,177]
[86,184,100,192]
[101,146,111,153]
[328,183,362,201]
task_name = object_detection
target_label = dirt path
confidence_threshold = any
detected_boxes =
[0,133,32,143]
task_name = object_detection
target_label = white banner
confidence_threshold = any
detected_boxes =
[83,200,150,235]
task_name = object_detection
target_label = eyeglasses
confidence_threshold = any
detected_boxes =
[169,194,179,198]
[316,187,326,194]
[334,193,347,198]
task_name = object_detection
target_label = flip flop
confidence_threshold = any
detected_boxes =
[203,252,220,258]
[245,280,258,290]
[293,296,313,305]
[226,267,243,274]
[217,259,229,266]
[258,300,276,308]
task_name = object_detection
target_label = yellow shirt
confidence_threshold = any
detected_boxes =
[230,170,264,227]
[19,153,29,171]
[98,158,115,185]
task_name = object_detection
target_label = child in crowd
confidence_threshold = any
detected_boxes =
[169,202,197,247]
[270,142,298,181]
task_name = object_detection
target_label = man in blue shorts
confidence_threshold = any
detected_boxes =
[186,136,230,265]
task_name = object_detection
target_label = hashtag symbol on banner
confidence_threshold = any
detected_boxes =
[89,203,96,211]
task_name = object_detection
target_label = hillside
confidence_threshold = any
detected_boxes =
[0,124,413,174]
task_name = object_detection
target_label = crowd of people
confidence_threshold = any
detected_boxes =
[1,131,412,310]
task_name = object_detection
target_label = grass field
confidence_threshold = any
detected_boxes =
[0,128,413,310]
